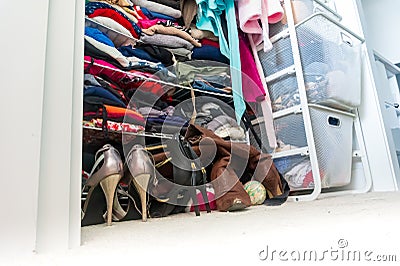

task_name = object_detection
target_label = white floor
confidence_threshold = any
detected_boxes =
[4,192,400,266]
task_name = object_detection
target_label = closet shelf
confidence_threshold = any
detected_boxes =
[265,65,296,83]
[83,125,249,143]
[256,29,289,52]
[374,50,400,77]
[270,29,290,45]
[251,117,264,126]
[273,105,302,119]
[272,105,355,125]
[272,146,309,159]
[83,125,174,139]
[84,60,234,98]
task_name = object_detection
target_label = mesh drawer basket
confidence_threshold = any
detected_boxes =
[267,70,350,112]
[274,155,314,190]
[267,74,300,112]
[260,13,363,110]
[273,104,354,189]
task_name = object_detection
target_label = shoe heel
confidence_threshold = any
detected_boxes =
[190,188,200,216]
[132,174,150,222]
[100,174,121,226]
[199,187,211,213]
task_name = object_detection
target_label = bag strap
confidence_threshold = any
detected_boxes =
[242,112,268,152]
[83,98,109,138]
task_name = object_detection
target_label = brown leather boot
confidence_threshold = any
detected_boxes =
[186,124,287,208]
[186,125,251,211]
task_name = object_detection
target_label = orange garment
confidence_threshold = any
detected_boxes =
[104,105,145,124]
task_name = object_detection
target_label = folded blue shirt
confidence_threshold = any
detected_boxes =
[85,27,115,47]
[118,45,161,63]
[84,86,126,107]
[140,7,177,21]
[192,80,229,94]
[192,45,229,64]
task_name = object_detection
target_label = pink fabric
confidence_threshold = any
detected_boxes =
[247,34,277,148]
[238,0,264,45]
[239,34,266,102]
[190,191,217,212]
[137,18,168,29]
[84,56,131,87]
[238,0,283,52]
[268,0,284,23]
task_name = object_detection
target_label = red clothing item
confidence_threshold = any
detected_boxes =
[84,56,164,94]
[132,6,149,20]
[88,8,140,39]
[200,39,220,48]
[84,105,146,126]
[85,56,141,90]
[128,69,165,96]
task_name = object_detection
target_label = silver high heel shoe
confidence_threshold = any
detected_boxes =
[82,144,123,226]
[124,144,156,222]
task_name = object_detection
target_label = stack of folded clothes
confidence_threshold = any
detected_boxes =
[82,0,274,137]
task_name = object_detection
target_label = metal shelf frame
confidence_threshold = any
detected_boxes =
[259,0,373,201]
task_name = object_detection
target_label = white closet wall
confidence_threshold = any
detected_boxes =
[332,0,399,191]
[361,0,400,63]
[35,0,84,253]
[0,0,84,256]
[0,1,49,255]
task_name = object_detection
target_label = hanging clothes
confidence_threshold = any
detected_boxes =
[239,33,266,102]
[196,0,244,123]
[237,0,284,52]
[181,0,197,28]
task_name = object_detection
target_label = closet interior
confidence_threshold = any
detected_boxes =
[80,0,372,226]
